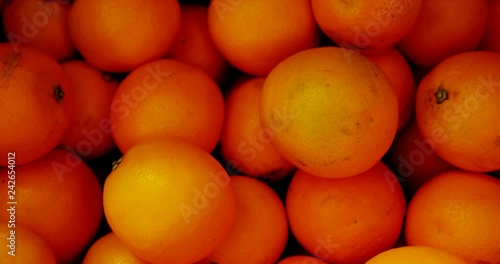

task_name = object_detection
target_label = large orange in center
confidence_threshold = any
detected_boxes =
[260,47,398,178]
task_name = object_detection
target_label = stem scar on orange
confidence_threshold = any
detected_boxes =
[0,44,71,166]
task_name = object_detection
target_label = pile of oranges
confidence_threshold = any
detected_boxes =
[0,0,499,263]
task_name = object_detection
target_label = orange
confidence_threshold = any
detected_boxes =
[68,0,181,72]
[479,0,500,53]
[386,121,455,195]
[168,4,230,84]
[0,44,71,166]
[60,60,118,160]
[110,59,224,154]
[312,0,422,53]
[278,256,329,264]
[208,0,319,76]
[261,47,398,179]
[0,225,57,264]
[207,176,288,263]
[286,162,406,264]
[0,149,103,264]
[103,138,236,263]
[2,0,75,61]
[221,77,295,181]
[366,48,416,133]
[366,246,469,264]
[415,51,500,172]
[398,0,489,68]
[405,170,500,263]
[83,233,150,264]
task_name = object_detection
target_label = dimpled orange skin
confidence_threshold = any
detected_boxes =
[398,0,488,68]
[0,225,57,264]
[103,138,236,264]
[207,176,289,264]
[83,233,150,264]
[68,0,181,72]
[260,47,398,179]
[110,59,225,154]
[221,77,296,181]
[311,0,422,53]
[405,171,500,264]
[366,246,469,264]
[286,162,406,264]
[415,51,500,172]
[0,44,71,166]
[208,0,320,76]
[0,149,103,264]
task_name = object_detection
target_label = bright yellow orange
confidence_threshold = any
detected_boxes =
[168,4,230,84]
[208,0,319,76]
[398,0,489,68]
[0,44,71,166]
[0,225,57,264]
[261,47,398,178]
[2,0,75,61]
[60,60,118,160]
[221,77,295,181]
[366,48,416,133]
[83,233,150,264]
[110,59,224,154]
[0,149,103,264]
[207,176,288,263]
[286,162,406,264]
[405,170,500,264]
[366,246,469,264]
[312,0,422,53]
[415,51,500,172]
[103,138,236,264]
[68,0,181,72]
